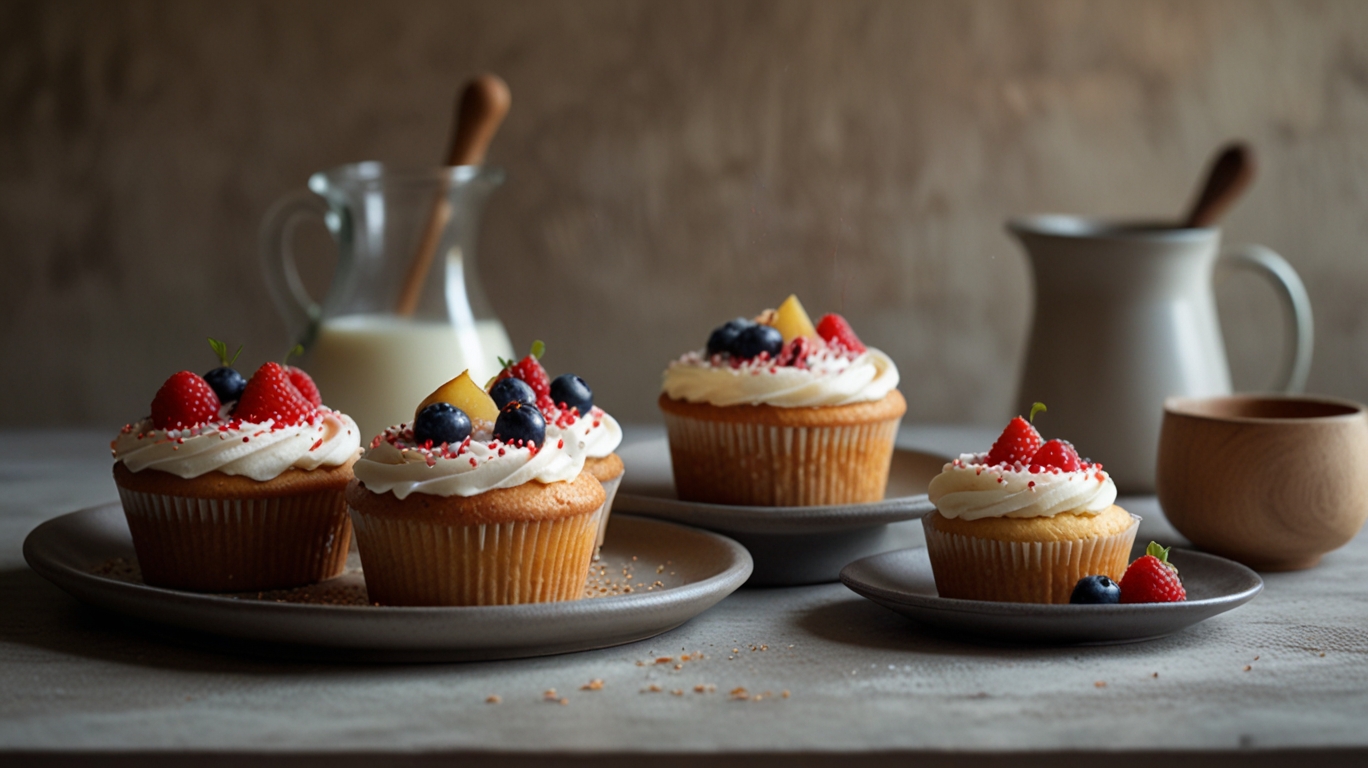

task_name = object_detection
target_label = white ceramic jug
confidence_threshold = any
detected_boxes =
[1009,215,1313,493]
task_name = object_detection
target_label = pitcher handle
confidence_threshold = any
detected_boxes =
[259,189,329,347]
[1218,244,1314,393]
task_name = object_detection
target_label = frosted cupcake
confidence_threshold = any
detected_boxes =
[112,345,360,592]
[660,296,905,506]
[346,368,606,606]
[488,343,624,552]
[922,407,1139,604]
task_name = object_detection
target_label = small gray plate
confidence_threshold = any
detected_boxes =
[840,546,1263,645]
[23,504,752,663]
[614,439,943,586]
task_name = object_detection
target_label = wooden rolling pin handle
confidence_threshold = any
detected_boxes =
[395,74,511,316]
[447,74,511,167]
[1183,142,1256,229]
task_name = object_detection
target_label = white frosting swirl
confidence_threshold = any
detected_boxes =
[662,348,899,407]
[572,409,622,458]
[928,454,1117,521]
[112,409,361,482]
[352,423,586,500]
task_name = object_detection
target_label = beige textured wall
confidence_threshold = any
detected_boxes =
[4,0,1368,427]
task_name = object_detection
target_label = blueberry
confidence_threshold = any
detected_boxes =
[706,318,754,357]
[413,402,472,446]
[490,377,537,411]
[732,324,784,360]
[550,374,593,416]
[1070,575,1121,605]
[203,367,246,403]
[494,402,546,447]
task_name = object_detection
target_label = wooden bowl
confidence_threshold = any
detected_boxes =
[1157,395,1368,571]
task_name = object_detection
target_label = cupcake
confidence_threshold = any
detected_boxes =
[346,364,607,606]
[489,343,624,553]
[660,295,905,506]
[111,343,361,592]
[922,407,1139,604]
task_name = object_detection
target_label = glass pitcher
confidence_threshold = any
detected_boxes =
[260,162,514,439]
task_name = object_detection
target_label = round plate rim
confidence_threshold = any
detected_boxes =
[614,445,944,534]
[23,504,753,659]
[839,546,1263,644]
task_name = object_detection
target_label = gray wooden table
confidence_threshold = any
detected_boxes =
[3,426,1366,767]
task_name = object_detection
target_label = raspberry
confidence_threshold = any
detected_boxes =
[986,416,1043,467]
[1028,439,1083,473]
[235,362,316,426]
[777,336,817,368]
[287,366,322,407]
[815,313,867,354]
[1119,542,1187,603]
[150,371,221,430]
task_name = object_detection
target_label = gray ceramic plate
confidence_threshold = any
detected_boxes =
[840,545,1263,645]
[614,438,943,585]
[23,504,752,663]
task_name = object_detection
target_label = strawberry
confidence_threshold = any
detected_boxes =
[235,362,316,425]
[815,313,867,354]
[1119,542,1187,603]
[494,340,551,404]
[1029,439,1083,472]
[287,366,322,407]
[986,416,1043,467]
[150,371,221,430]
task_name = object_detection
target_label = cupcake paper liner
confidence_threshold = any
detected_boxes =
[921,513,1141,604]
[592,473,623,556]
[117,486,352,592]
[662,414,900,506]
[349,505,600,606]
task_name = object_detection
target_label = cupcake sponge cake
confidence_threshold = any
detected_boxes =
[346,364,611,606]
[660,296,905,507]
[112,359,361,592]
[922,410,1139,604]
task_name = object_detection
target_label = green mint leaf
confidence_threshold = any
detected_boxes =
[530,340,546,360]
[208,337,228,366]
[1029,402,1047,423]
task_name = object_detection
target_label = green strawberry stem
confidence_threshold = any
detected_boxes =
[283,344,304,365]
[1029,402,1047,423]
[1145,541,1178,573]
[207,337,242,368]
[498,340,546,370]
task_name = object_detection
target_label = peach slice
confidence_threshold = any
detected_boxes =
[415,371,499,424]
[770,294,818,343]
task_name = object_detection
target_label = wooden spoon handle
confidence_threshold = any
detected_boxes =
[396,74,511,316]
[1183,142,1256,228]
[447,74,511,167]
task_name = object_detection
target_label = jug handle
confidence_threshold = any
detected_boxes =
[259,189,328,347]
[1218,244,1314,393]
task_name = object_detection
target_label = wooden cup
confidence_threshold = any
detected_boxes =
[1157,395,1368,571]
